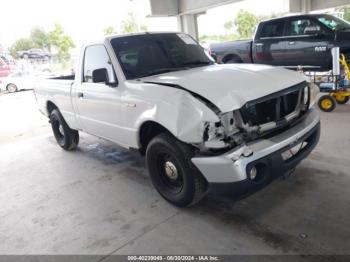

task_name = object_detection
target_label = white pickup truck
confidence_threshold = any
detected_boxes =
[34,32,320,207]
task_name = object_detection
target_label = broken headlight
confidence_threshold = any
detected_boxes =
[203,111,242,149]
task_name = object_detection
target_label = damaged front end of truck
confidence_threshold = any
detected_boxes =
[195,81,319,158]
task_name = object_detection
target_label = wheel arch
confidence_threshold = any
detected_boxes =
[222,53,243,63]
[46,100,59,115]
[138,120,175,155]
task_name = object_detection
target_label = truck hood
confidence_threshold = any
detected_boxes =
[141,64,307,112]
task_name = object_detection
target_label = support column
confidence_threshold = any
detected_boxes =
[177,14,199,40]
[301,0,311,13]
[288,0,311,13]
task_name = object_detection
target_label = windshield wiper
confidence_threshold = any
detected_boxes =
[181,60,213,66]
[137,67,189,78]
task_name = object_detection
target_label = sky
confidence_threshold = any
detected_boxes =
[1,0,177,48]
[0,0,302,49]
[198,0,290,36]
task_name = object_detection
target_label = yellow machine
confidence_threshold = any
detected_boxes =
[318,54,350,112]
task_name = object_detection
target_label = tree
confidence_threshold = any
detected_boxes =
[338,6,350,22]
[224,21,234,34]
[30,27,49,49]
[121,12,139,33]
[104,26,116,36]
[120,12,147,33]
[104,12,148,36]
[8,24,75,61]
[47,24,75,61]
[9,38,35,57]
[140,24,148,32]
[234,10,258,39]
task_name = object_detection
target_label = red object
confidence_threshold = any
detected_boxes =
[208,48,212,56]
[0,59,12,78]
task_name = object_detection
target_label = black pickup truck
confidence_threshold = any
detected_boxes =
[210,14,350,70]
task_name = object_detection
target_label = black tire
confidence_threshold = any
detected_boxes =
[335,96,349,105]
[146,133,208,207]
[318,95,336,112]
[50,109,79,150]
[7,84,18,93]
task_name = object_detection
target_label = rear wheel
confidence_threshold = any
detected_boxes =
[318,95,336,112]
[7,84,18,93]
[50,109,79,150]
[146,133,207,207]
[335,95,349,105]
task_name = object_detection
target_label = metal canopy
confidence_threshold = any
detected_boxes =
[290,0,350,13]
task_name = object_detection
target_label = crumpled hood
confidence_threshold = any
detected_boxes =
[141,64,307,112]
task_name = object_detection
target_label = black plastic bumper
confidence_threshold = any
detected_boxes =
[210,122,321,197]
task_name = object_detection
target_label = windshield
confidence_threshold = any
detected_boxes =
[110,33,214,79]
[317,14,350,30]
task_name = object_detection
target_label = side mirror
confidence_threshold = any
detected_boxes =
[92,68,118,87]
[92,68,109,83]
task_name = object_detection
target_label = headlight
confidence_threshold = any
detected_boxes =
[203,111,241,149]
[308,82,319,108]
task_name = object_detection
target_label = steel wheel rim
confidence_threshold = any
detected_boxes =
[52,117,65,144]
[58,124,64,136]
[157,152,184,194]
[8,84,17,93]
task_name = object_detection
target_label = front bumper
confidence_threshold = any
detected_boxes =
[191,108,320,185]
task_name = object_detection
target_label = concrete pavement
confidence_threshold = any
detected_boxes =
[0,91,350,258]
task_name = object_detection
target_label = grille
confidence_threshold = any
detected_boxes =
[240,82,306,127]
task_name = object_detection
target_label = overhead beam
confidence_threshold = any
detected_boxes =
[289,0,349,13]
[149,0,179,16]
[311,0,350,11]
[149,0,244,16]
[178,0,243,15]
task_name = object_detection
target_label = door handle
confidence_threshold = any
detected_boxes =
[288,41,296,45]
[255,43,264,46]
[77,92,84,99]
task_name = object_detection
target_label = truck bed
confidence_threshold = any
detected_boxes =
[50,74,75,80]
[34,75,75,119]
[210,40,253,64]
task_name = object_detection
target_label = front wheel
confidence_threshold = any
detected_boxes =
[146,133,208,207]
[50,109,79,150]
[7,84,18,93]
[318,95,336,112]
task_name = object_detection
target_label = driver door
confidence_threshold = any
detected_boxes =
[283,17,333,68]
[74,44,126,145]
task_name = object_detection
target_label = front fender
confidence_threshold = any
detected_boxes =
[134,91,220,146]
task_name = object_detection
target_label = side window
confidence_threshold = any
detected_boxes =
[287,19,321,36]
[83,45,116,83]
[259,21,284,38]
